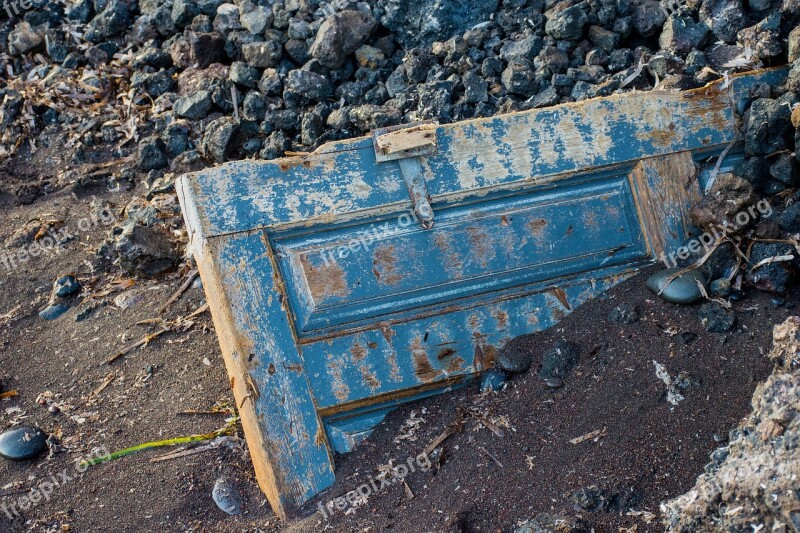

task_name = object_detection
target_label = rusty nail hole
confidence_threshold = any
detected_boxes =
[668,123,675,131]
[268,363,276,375]
[367,341,378,349]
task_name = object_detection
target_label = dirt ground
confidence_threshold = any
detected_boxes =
[302,268,791,533]
[0,140,282,532]
[0,139,793,533]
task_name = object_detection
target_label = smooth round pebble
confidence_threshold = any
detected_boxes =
[212,477,242,516]
[646,267,706,305]
[38,302,69,321]
[0,425,48,461]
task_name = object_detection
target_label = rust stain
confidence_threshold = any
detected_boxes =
[637,127,678,148]
[467,225,494,267]
[411,337,442,383]
[387,348,402,382]
[277,156,312,172]
[327,361,350,402]
[483,344,497,368]
[359,365,381,391]
[379,324,402,382]
[433,231,464,278]
[493,309,509,329]
[468,313,480,330]
[584,210,598,228]
[350,341,367,362]
[314,423,326,447]
[444,356,466,374]
[300,255,349,300]
[380,324,394,344]
[527,218,547,238]
[372,244,403,285]
[437,347,457,360]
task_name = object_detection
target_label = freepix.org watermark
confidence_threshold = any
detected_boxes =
[319,208,423,266]
[1,446,111,520]
[659,199,773,268]
[3,0,47,18]
[1,208,117,273]
[317,452,431,520]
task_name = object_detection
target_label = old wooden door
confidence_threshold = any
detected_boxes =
[177,68,784,518]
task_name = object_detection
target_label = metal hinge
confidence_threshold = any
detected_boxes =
[372,121,438,229]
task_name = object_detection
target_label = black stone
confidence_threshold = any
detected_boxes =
[608,303,639,324]
[0,426,47,461]
[538,341,579,380]
[733,157,768,190]
[137,136,169,171]
[607,48,633,72]
[573,486,607,512]
[381,0,500,48]
[747,242,795,294]
[284,69,333,104]
[778,202,800,233]
[229,61,260,89]
[85,0,131,43]
[131,70,177,98]
[745,98,792,156]
[770,154,796,186]
[496,342,532,373]
[546,5,588,40]
[698,302,736,333]
[163,123,190,158]
[480,369,509,392]
[54,275,80,298]
[405,48,437,84]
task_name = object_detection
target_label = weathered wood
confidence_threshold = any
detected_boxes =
[374,123,438,157]
[186,228,334,519]
[177,67,788,519]
[179,68,784,241]
[629,151,702,259]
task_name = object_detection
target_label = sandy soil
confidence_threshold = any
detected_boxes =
[0,139,792,533]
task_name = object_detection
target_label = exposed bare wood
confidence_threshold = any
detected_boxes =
[629,151,701,260]
[375,123,438,155]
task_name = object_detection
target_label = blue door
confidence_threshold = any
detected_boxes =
[177,68,785,518]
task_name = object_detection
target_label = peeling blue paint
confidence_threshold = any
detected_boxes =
[176,68,787,518]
